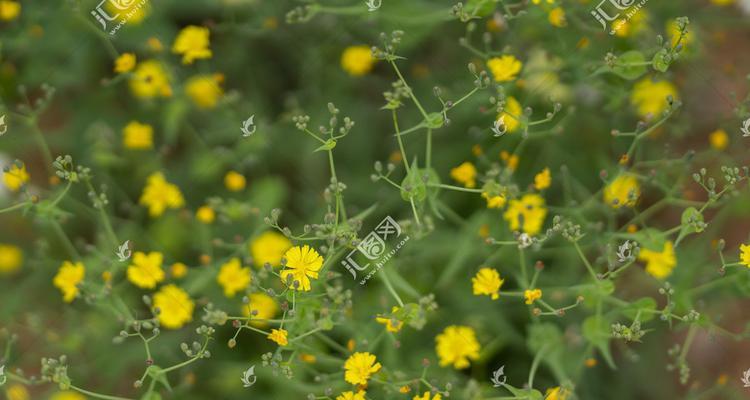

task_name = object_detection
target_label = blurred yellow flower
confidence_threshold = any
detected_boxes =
[139,172,185,217]
[129,60,172,99]
[172,25,212,64]
[435,325,480,369]
[280,245,324,291]
[114,53,136,74]
[482,192,506,209]
[341,45,375,76]
[630,78,678,118]
[639,241,676,279]
[3,163,29,192]
[5,384,29,400]
[545,386,570,400]
[185,74,224,109]
[267,328,288,346]
[337,391,366,400]
[399,386,411,393]
[534,168,551,190]
[224,170,246,191]
[472,267,504,300]
[500,151,519,172]
[548,8,566,28]
[170,262,188,279]
[487,55,522,82]
[0,243,22,274]
[0,0,20,21]
[603,174,640,209]
[503,194,547,236]
[498,96,522,133]
[105,1,147,23]
[153,284,194,329]
[344,352,381,385]
[51,391,86,400]
[740,244,750,267]
[242,292,278,327]
[524,288,542,304]
[53,261,85,303]
[709,129,729,150]
[147,37,164,52]
[413,392,442,400]
[250,231,292,267]
[612,10,648,37]
[450,162,477,188]
[196,206,215,224]
[711,0,734,4]
[123,121,153,150]
[299,353,316,363]
[217,258,251,297]
[376,306,404,333]
[127,251,165,289]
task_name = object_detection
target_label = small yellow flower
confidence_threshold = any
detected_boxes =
[123,121,154,150]
[413,392,442,400]
[472,267,504,300]
[172,25,212,64]
[185,74,224,109]
[503,194,547,236]
[53,261,85,303]
[435,325,480,369]
[5,384,29,400]
[129,60,172,98]
[341,45,375,76]
[548,7,566,28]
[0,0,21,21]
[482,192,507,209]
[102,271,112,283]
[300,353,317,363]
[534,168,551,190]
[711,0,734,4]
[531,0,553,3]
[450,162,477,188]
[612,10,648,37]
[51,391,86,400]
[267,328,289,346]
[224,170,246,191]
[139,172,185,217]
[500,151,519,172]
[399,386,412,394]
[196,206,215,224]
[524,288,542,304]
[585,358,597,368]
[170,262,188,279]
[487,55,522,82]
[545,386,570,400]
[280,245,324,291]
[127,251,165,289]
[603,174,640,209]
[630,78,678,118]
[0,244,22,274]
[344,352,382,385]
[153,284,194,329]
[242,292,278,327]
[709,129,729,150]
[740,244,750,267]
[336,391,366,400]
[375,306,404,333]
[498,96,523,133]
[217,258,251,297]
[147,37,164,52]
[114,53,136,74]
[250,231,292,267]
[639,241,676,279]
[3,163,30,192]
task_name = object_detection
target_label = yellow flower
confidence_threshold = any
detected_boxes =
[196,206,215,224]
[217,258,251,297]
[0,1,20,21]
[498,96,523,133]
[172,25,212,64]
[709,129,729,150]
[435,325,480,369]
[740,244,750,267]
[5,384,29,400]
[503,194,547,236]
[153,284,194,329]
[250,231,292,267]
[224,170,246,191]
[147,37,164,52]
[630,78,678,118]
[500,151,519,172]
[487,55,522,82]
[0,243,22,274]
[139,172,185,217]
[242,292,278,327]
[53,261,85,303]
[300,353,317,363]
[639,241,676,279]
[114,53,136,74]
[450,162,477,188]
[129,60,172,99]
[531,0,553,3]
[51,391,86,400]
[376,306,404,333]
[105,1,148,23]
[482,192,506,209]
[603,174,640,209]
[185,74,224,109]
[170,262,188,279]
[711,0,734,4]
[280,245,324,291]
[612,10,648,37]
[267,328,288,346]
[127,251,165,289]
[3,163,30,192]
[400,386,412,393]
[524,288,542,304]
[472,267,504,300]
[344,352,382,385]
[548,8,566,28]
[336,391,366,400]
[534,168,551,190]
[413,392,442,400]
[545,386,570,400]
[122,121,154,150]
[341,45,375,76]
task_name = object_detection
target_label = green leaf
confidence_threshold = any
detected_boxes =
[465,0,496,17]
[610,51,647,80]
[582,315,615,368]
[652,49,671,72]
[400,161,427,202]
[313,139,336,152]
[581,280,614,308]
[622,297,657,322]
